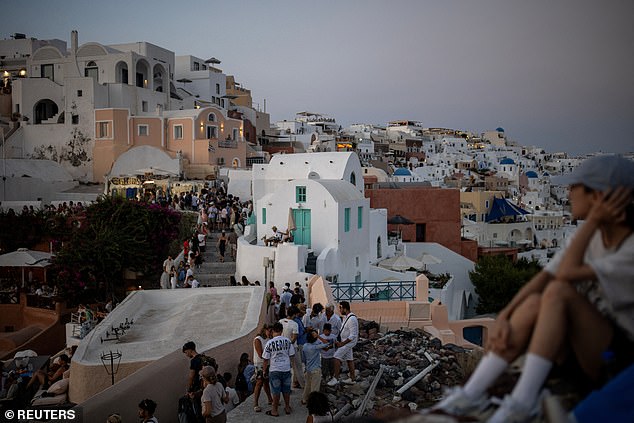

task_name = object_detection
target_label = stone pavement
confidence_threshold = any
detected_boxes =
[196,229,237,287]
[227,389,308,422]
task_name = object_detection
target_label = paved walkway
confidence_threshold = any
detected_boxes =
[195,229,237,287]
[227,389,308,422]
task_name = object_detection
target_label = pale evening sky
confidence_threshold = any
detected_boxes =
[2,0,633,155]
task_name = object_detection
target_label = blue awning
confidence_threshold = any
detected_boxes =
[486,197,529,222]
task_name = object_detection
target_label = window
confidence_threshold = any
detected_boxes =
[194,62,200,71]
[344,208,350,232]
[232,128,238,141]
[216,83,220,95]
[41,64,54,80]
[77,90,82,97]
[97,121,111,139]
[206,125,217,139]
[262,208,266,224]
[173,125,183,140]
[350,172,356,185]
[138,125,148,136]
[357,206,363,229]
[142,101,148,112]
[84,61,98,80]
[208,113,215,122]
[71,115,79,125]
[202,64,207,70]
[485,200,490,209]
[296,186,306,203]
[377,237,382,258]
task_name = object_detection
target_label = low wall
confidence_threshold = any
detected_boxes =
[73,288,268,423]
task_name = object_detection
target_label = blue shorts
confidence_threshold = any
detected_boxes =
[269,370,291,394]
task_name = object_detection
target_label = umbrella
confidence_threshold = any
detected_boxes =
[287,208,296,232]
[418,252,442,271]
[387,214,414,225]
[176,78,192,83]
[0,248,52,286]
[387,214,414,239]
[378,255,424,271]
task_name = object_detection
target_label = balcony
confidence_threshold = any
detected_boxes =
[218,139,238,148]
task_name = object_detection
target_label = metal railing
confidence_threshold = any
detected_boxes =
[331,280,416,302]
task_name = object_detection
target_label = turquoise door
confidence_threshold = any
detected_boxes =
[292,209,311,248]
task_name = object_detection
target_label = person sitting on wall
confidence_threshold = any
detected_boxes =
[263,226,290,246]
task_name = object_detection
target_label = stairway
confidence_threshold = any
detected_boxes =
[195,230,236,287]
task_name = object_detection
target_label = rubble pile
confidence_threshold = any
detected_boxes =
[325,321,484,416]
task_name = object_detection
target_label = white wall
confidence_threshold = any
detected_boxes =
[227,169,253,200]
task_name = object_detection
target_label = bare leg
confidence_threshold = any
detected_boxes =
[332,358,341,379]
[253,378,262,408]
[489,293,542,362]
[283,392,291,413]
[271,393,280,415]
[528,280,613,381]
[347,360,356,380]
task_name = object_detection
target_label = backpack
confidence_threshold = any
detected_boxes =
[199,354,218,369]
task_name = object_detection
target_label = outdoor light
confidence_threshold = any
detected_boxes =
[19,69,26,76]
[3,71,9,77]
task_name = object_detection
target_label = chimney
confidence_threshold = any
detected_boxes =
[71,30,78,55]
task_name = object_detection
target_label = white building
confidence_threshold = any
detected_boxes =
[236,152,388,286]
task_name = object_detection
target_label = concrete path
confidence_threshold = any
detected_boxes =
[227,389,308,422]
[196,229,237,287]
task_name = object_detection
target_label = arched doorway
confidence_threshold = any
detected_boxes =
[33,99,59,124]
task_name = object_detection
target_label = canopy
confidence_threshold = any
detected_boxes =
[418,253,442,265]
[485,198,529,223]
[0,248,52,268]
[378,255,424,271]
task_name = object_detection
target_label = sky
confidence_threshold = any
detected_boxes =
[2,0,633,155]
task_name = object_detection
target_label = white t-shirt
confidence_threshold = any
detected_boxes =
[545,227,634,339]
[224,386,240,413]
[191,279,200,288]
[320,333,337,359]
[201,382,225,417]
[340,313,359,347]
[325,313,342,338]
[262,335,295,372]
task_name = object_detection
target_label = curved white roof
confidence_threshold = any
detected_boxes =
[109,146,180,177]
[266,152,358,181]
[314,179,363,203]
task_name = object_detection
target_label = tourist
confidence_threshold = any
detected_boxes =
[170,266,177,289]
[27,353,70,391]
[280,306,303,389]
[327,301,358,386]
[253,324,273,412]
[426,155,634,423]
[301,329,330,404]
[320,323,337,381]
[217,231,228,263]
[303,303,325,333]
[262,322,295,417]
[138,398,159,423]
[236,353,253,402]
[305,391,334,423]
[221,372,241,413]
[295,281,305,300]
[228,227,237,260]
[160,254,173,289]
[182,341,203,392]
[105,413,122,423]
[324,303,342,339]
[201,366,227,423]
[280,286,292,309]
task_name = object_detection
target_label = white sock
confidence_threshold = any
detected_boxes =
[462,353,508,398]
[510,353,552,406]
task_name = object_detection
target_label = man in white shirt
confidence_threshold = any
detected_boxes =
[327,301,358,386]
[324,303,342,338]
[280,306,304,388]
[262,322,295,417]
[303,303,326,333]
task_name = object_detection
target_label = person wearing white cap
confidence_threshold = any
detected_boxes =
[426,155,634,423]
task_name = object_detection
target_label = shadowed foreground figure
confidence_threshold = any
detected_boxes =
[425,155,634,423]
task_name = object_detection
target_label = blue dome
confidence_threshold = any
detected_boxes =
[500,158,515,165]
[543,172,550,176]
[496,127,505,132]
[525,171,538,178]
[394,168,412,176]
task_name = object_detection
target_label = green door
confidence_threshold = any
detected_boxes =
[292,209,311,248]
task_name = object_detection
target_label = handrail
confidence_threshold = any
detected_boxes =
[331,280,416,302]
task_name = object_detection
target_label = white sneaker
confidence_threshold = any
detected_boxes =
[326,377,338,387]
[427,386,490,416]
[488,395,538,423]
[341,378,356,385]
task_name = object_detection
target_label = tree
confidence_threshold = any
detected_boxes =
[51,196,182,303]
[469,255,541,314]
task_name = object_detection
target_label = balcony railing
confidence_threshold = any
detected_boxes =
[218,140,238,148]
[331,280,416,302]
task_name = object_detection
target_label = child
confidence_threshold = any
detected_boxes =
[319,323,337,381]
